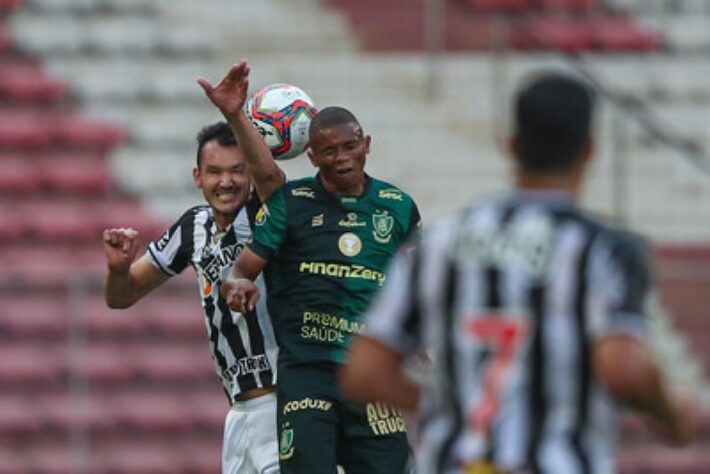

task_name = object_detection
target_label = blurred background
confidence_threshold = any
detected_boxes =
[0,0,709,471]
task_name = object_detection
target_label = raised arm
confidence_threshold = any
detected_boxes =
[197,62,285,202]
[103,227,168,308]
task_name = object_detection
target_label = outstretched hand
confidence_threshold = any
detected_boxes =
[221,276,260,313]
[197,61,251,123]
[103,227,140,274]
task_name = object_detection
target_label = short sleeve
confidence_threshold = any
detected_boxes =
[248,187,288,260]
[146,208,198,276]
[588,231,653,341]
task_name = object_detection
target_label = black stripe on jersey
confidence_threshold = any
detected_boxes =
[204,295,230,383]
[174,213,196,274]
[215,296,259,393]
[571,232,596,474]
[437,257,463,474]
[527,284,546,474]
[245,306,272,388]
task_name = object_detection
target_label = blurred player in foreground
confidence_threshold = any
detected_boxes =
[198,62,420,474]
[102,122,283,474]
[341,72,695,473]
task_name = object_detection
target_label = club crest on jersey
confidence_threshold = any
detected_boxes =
[338,232,362,257]
[255,204,269,226]
[279,424,295,460]
[372,211,394,244]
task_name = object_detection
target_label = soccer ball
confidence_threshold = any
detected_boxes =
[245,83,317,161]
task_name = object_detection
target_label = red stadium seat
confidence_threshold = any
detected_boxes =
[54,115,128,150]
[461,0,530,13]
[0,398,42,437]
[0,294,68,337]
[0,113,53,149]
[0,66,67,102]
[143,295,206,338]
[22,201,99,242]
[132,344,215,384]
[40,394,119,435]
[536,0,596,11]
[0,346,63,386]
[103,442,184,473]
[0,25,12,52]
[42,155,112,194]
[591,16,663,51]
[68,345,133,385]
[0,202,25,242]
[114,394,193,434]
[0,243,106,286]
[0,156,36,194]
[510,17,592,52]
[84,295,149,338]
[186,392,229,432]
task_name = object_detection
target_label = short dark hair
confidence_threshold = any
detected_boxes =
[309,106,361,138]
[196,121,237,168]
[514,72,595,172]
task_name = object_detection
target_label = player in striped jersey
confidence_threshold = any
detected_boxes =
[341,73,695,473]
[102,122,283,474]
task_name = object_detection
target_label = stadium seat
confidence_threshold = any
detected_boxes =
[40,394,119,435]
[0,113,53,149]
[0,346,63,386]
[0,243,106,286]
[143,295,206,338]
[84,295,149,338]
[0,66,67,102]
[591,16,663,51]
[510,17,592,51]
[54,115,128,150]
[0,156,37,194]
[185,392,228,433]
[42,155,112,194]
[0,202,25,242]
[103,442,184,474]
[114,394,193,434]
[67,345,133,385]
[22,200,99,242]
[536,0,596,11]
[460,0,530,13]
[0,294,68,337]
[132,344,215,384]
[0,397,41,437]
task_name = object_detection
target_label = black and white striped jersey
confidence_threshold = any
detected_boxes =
[364,191,652,474]
[146,199,277,404]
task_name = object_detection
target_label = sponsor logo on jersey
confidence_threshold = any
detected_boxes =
[299,261,386,286]
[283,397,333,415]
[339,212,366,228]
[279,423,295,460]
[372,210,394,244]
[312,213,324,227]
[338,232,362,257]
[221,354,272,379]
[200,242,244,284]
[366,402,406,436]
[291,186,315,199]
[378,188,403,201]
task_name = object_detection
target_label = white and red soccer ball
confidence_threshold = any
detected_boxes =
[245,83,317,161]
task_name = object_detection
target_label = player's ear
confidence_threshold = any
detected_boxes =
[306,148,318,168]
[192,167,203,189]
[364,135,371,154]
[507,136,521,166]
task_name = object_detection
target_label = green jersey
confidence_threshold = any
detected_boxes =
[249,174,420,365]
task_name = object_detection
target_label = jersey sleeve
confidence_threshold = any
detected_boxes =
[248,187,288,260]
[146,209,196,276]
[405,200,422,240]
[363,243,423,356]
[588,231,653,341]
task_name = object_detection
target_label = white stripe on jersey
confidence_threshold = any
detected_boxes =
[146,203,277,404]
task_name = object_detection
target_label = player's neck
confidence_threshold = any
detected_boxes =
[516,171,581,198]
[213,211,236,231]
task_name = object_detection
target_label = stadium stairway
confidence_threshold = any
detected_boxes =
[3,0,710,472]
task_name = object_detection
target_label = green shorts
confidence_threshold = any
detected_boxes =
[276,361,411,474]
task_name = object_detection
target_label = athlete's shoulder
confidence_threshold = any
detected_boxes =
[369,177,416,205]
[174,204,211,225]
[278,177,319,201]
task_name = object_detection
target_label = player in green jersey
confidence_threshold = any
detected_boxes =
[198,62,420,474]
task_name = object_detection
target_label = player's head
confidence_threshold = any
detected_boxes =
[510,72,596,176]
[307,106,371,196]
[193,121,250,224]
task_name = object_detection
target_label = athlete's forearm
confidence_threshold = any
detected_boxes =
[104,269,139,309]
[228,112,284,201]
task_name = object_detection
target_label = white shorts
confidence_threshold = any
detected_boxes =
[223,392,280,474]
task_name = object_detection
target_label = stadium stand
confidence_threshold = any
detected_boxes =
[1,0,709,472]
